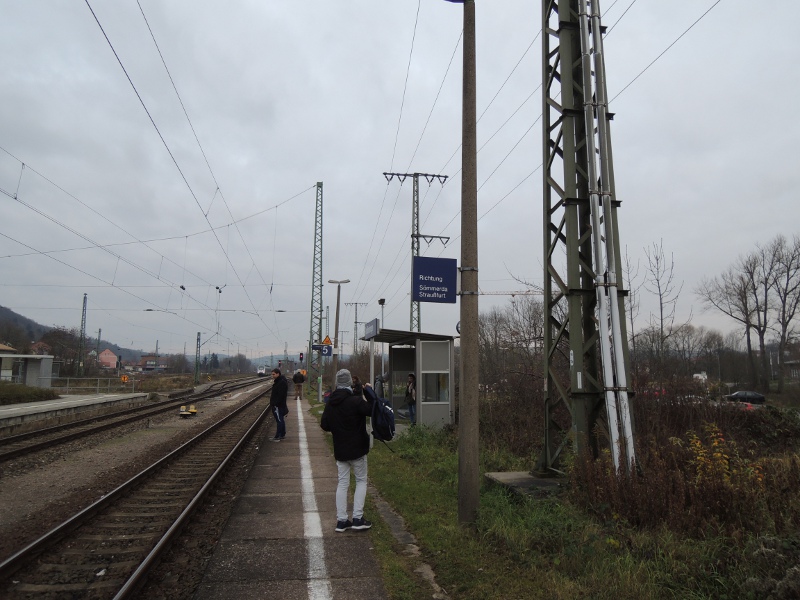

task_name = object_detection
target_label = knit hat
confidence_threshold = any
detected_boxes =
[335,369,353,389]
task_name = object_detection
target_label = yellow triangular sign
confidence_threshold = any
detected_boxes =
[322,335,332,345]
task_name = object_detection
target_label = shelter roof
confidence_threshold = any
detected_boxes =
[362,328,454,346]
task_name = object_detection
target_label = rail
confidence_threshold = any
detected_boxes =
[0,386,271,597]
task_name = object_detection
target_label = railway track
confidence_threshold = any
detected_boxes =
[0,377,266,463]
[0,384,271,599]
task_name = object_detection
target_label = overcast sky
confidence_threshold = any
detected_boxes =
[1,0,798,361]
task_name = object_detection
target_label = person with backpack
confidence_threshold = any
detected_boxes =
[269,368,289,442]
[405,373,417,426]
[320,369,375,532]
[291,369,305,400]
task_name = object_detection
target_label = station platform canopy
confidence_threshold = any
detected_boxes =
[362,328,454,345]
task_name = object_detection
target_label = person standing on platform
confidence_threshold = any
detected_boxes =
[292,369,305,401]
[405,373,417,426]
[269,368,289,442]
[320,368,375,532]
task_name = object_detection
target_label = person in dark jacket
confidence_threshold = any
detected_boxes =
[269,368,289,442]
[292,369,305,400]
[405,373,417,425]
[320,368,375,532]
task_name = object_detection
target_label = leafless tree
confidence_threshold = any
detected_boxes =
[623,246,642,383]
[478,307,506,392]
[769,234,800,392]
[696,266,758,389]
[643,240,690,390]
[741,244,779,392]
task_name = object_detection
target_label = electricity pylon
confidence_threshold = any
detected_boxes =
[382,172,448,331]
[540,0,635,474]
[308,182,324,394]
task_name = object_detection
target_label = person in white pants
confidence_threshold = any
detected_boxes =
[320,369,375,532]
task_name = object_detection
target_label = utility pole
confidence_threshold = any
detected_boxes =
[194,332,200,384]
[78,293,87,377]
[442,0,480,525]
[383,172,449,332]
[329,279,350,375]
[308,182,324,396]
[345,302,368,355]
[540,0,634,474]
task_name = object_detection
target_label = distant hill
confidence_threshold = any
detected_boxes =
[0,306,141,360]
[0,306,51,343]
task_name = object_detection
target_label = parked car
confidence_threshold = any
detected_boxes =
[724,390,766,404]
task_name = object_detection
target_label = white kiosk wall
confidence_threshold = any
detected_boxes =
[417,340,453,427]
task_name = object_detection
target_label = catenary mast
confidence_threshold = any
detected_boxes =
[308,182,324,395]
[540,0,635,473]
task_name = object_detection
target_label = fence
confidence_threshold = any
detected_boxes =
[47,377,137,395]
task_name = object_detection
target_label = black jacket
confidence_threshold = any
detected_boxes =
[270,375,289,415]
[320,387,374,461]
[292,372,305,384]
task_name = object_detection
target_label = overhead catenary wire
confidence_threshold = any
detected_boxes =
[361,30,541,308]
[3,2,730,351]
[83,0,281,345]
[409,0,726,283]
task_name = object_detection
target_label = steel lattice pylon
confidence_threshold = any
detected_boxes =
[383,172,448,333]
[308,182,324,393]
[540,0,634,474]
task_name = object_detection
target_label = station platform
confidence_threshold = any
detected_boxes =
[0,392,150,432]
[194,395,388,600]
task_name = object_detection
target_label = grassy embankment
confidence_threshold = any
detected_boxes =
[356,395,800,600]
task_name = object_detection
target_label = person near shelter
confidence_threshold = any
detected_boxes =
[269,368,289,442]
[405,372,417,425]
[320,368,375,532]
[292,369,305,400]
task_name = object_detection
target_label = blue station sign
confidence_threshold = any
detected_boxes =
[412,256,457,303]
[364,318,380,339]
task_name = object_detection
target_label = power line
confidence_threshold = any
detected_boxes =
[83,0,281,345]
[610,0,725,102]
[388,0,422,174]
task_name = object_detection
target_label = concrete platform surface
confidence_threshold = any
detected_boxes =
[194,396,388,600]
[0,393,149,430]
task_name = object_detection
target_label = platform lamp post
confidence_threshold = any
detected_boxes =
[378,298,386,377]
[329,279,350,376]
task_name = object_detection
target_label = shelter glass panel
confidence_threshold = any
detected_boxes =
[421,372,448,403]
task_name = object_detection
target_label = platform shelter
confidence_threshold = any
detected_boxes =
[363,328,454,429]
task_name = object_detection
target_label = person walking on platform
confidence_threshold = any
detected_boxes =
[292,369,305,401]
[320,368,375,532]
[269,368,289,442]
[405,373,417,426]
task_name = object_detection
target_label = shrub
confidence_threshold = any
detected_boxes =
[0,382,60,405]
